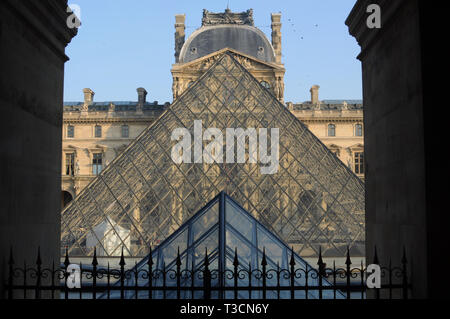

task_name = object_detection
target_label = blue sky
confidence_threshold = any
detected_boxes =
[64,0,361,103]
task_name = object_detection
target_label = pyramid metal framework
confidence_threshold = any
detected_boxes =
[105,192,344,299]
[61,52,365,259]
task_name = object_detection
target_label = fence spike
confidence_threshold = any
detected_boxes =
[317,246,323,266]
[176,247,182,267]
[64,246,70,268]
[261,248,267,267]
[92,247,98,267]
[148,247,154,269]
[204,247,209,267]
[345,246,352,266]
[36,246,42,266]
[289,246,296,267]
[8,246,14,266]
[119,246,126,267]
[317,247,325,276]
[233,247,239,267]
[401,246,407,264]
[373,245,379,264]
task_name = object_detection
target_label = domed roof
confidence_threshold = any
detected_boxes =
[179,24,276,63]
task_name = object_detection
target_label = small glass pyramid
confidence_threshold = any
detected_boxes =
[104,192,344,299]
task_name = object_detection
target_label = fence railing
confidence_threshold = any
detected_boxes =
[4,246,411,299]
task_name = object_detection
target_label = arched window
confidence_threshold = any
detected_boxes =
[355,123,363,136]
[328,124,336,137]
[260,81,271,89]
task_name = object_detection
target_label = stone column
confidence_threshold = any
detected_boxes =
[136,87,147,114]
[346,0,444,298]
[174,14,186,63]
[271,13,282,64]
[0,0,77,298]
[310,85,320,105]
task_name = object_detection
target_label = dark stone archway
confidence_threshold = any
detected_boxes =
[61,191,73,209]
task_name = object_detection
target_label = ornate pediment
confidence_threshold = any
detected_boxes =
[348,143,364,151]
[202,9,254,26]
[175,48,282,73]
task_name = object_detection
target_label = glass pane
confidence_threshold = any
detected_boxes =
[191,228,218,268]
[225,199,253,242]
[256,224,284,265]
[191,201,219,242]
[158,227,188,267]
[226,228,252,266]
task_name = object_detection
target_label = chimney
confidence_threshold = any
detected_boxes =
[310,85,320,105]
[83,88,94,105]
[137,87,147,105]
[174,14,186,63]
[271,13,282,64]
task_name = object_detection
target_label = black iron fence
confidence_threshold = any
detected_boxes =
[5,246,411,299]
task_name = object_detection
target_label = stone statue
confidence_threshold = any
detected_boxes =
[273,78,281,100]
[176,79,182,98]
[278,77,284,100]
[172,78,179,99]
[75,160,80,175]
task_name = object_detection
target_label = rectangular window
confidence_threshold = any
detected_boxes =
[355,124,363,137]
[92,153,103,175]
[67,125,74,138]
[354,152,364,175]
[95,125,102,138]
[65,153,75,176]
[122,125,129,138]
[328,124,336,137]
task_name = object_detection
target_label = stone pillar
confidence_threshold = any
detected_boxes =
[0,0,77,297]
[136,87,147,114]
[83,88,95,104]
[346,0,447,298]
[271,13,282,64]
[174,14,186,63]
[82,88,94,114]
[310,85,320,105]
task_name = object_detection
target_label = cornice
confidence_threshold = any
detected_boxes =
[3,0,78,62]
[345,0,407,60]
[63,116,157,124]
[294,115,363,123]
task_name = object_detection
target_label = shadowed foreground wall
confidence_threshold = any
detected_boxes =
[0,0,77,297]
[347,0,447,298]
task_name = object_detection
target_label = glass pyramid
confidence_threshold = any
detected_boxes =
[61,51,365,259]
[105,192,344,299]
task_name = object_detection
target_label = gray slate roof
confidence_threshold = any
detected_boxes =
[63,102,169,112]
